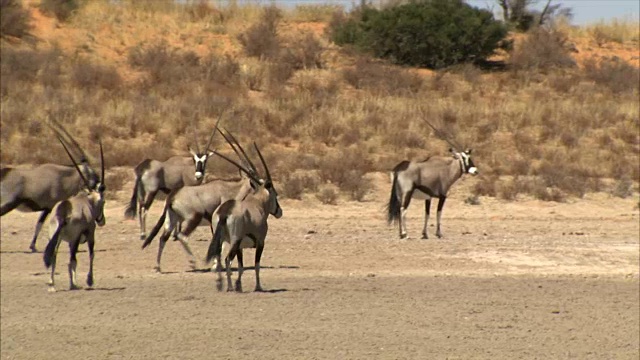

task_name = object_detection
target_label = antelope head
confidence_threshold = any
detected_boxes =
[57,136,107,226]
[422,114,478,176]
[47,118,101,189]
[189,114,226,181]
[254,142,282,219]
[450,148,478,176]
[212,132,283,219]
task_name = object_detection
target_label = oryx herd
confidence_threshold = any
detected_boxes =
[0,116,477,293]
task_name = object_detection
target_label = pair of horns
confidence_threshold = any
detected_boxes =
[213,129,272,186]
[191,109,228,155]
[48,118,105,191]
[48,118,91,162]
[420,109,465,152]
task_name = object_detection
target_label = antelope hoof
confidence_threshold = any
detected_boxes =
[47,286,56,293]
[140,234,146,241]
[30,245,38,253]
[154,266,162,273]
[87,277,94,287]
[436,233,443,239]
[69,284,82,291]
[421,234,429,240]
[235,281,243,293]
[189,260,197,270]
[215,279,223,292]
[399,233,408,240]
[254,286,264,292]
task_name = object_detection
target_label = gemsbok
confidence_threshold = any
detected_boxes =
[205,142,283,293]
[387,119,478,239]
[141,129,259,273]
[43,136,106,292]
[1,120,101,252]
[124,116,223,240]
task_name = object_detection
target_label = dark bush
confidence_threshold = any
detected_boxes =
[1,48,43,83]
[72,59,122,91]
[1,0,32,39]
[39,0,79,22]
[237,5,282,59]
[329,0,509,69]
[280,32,325,70]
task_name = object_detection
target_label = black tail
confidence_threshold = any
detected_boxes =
[124,176,141,220]
[206,200,236,263]
[386,171,401,225]
[43,201,70,268]
[142,202,168,249]
[43,227,62,268]
[206,216,227,264]
[126,160,151,219]
[124,177,140,220]
[387,161,410,224]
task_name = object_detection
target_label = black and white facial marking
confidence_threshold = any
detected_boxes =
[451,148,478,175]
[265,182,283,219]
[459,149,478,175]
[80,160,100,189]
[97,182,107,224]
[190,152,213,181]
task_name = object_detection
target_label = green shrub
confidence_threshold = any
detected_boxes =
[329,0,509,69]
[1,0,32,39]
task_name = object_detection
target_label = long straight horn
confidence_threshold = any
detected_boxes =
[204,115,224,153]
[216,128,253,172]
[224,128,259,174]
[212,150,261,185]
[58,136,91,190]
[422,117,462,152]
[253,142,271,183]
[99,140,105,185]
[48,118,90,162]
[191,121,201,155]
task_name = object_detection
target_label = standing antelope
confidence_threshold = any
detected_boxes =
[387,148,477,239]
[205,142,282,293]
[43,136,106,292]
[1,120,101,252]
[124,117,223,240]
[141,129,258,273]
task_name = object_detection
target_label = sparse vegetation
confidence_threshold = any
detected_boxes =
[0,2,638,204]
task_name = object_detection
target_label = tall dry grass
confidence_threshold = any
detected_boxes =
[1,1,638,202]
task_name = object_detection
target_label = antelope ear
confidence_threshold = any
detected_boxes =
[188,146,196,156]
[208,150,215,157]
[466,148,473,154]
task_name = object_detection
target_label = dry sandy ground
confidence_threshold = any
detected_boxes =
[1,176,639,360]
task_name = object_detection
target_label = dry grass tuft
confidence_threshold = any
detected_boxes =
[583,57,640,94]
[316,183,339,205]
[509,28,575,71]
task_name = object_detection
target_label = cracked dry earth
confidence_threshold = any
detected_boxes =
[1,176,639,360]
